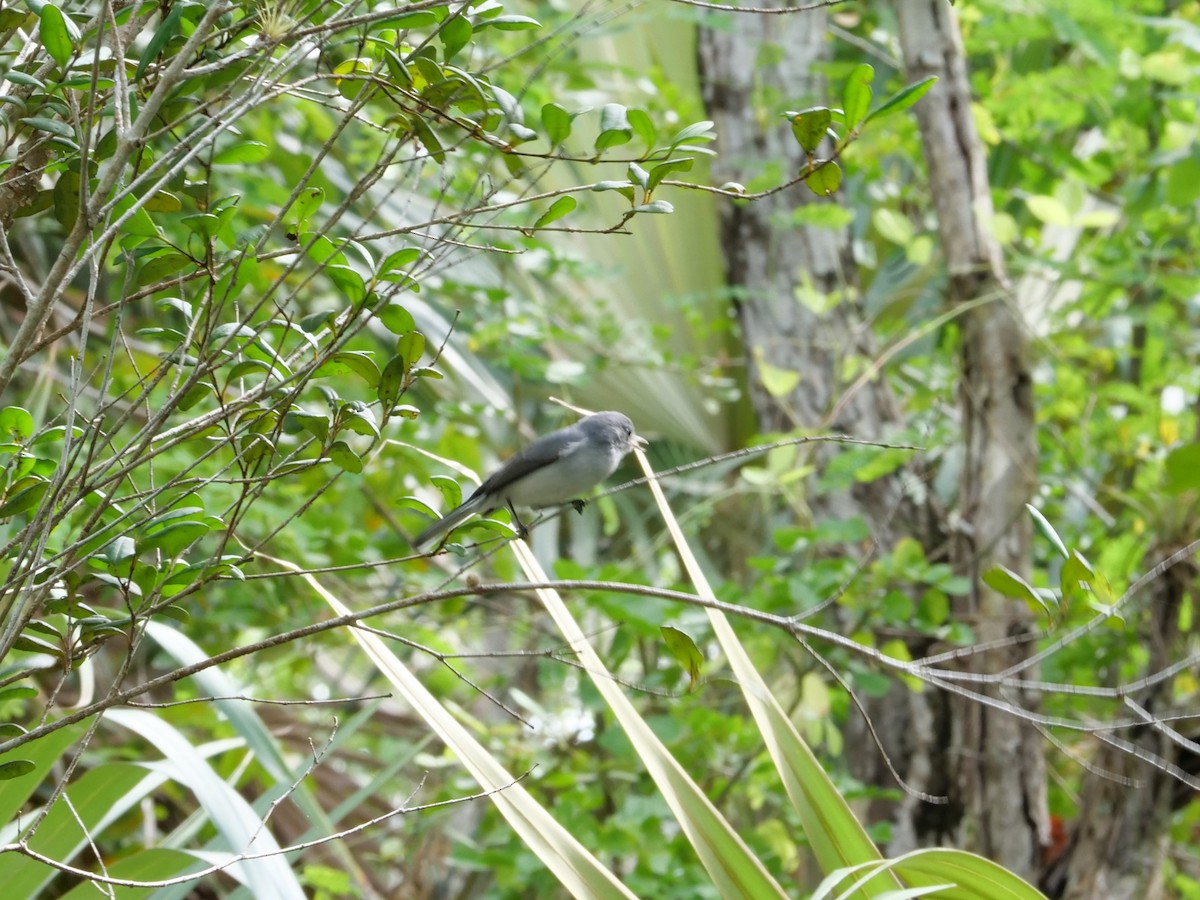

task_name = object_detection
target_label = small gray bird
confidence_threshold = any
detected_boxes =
[414,411,644,548]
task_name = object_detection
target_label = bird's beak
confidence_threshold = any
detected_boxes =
[632,433,648,450]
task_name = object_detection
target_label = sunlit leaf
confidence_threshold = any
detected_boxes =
[533,195,577,228]
[595,103,632,152]
[39,4,75,68]
[0,407,35,442]
[661,625,703,691]
[541,102,571,146]
[842,64,875,132]
[806,162,842,197]
[865,75,938,124]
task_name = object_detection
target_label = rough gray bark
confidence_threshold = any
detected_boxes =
[1043,553,1196,900]
[696,3,915,542]
[699,0,1051,881]
[895,0,1047,877]
[696,0,946,863]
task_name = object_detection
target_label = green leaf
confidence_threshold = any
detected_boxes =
[4,71,44,89]
[388,11,437,29]
[212,141,270,165]
[135,2,184,80]
[333,57,372,100]
[431,475,463,509]
[628,162,649,190]
[669,120,716,145]
[316,351,381,387]
[1026,504,1068,558]
[755,355,801,398]
[409,114,446,163]
[140,521,209,557]
[842,63,874,132]
[378,356,407,411]
[113,195,163,241]
[0,760,35,781]
[292,187,324,223]
[138,252,192,284]
[873,207,914,245]
[595,103,632,152]
[982,565,1055,620]
[806,162,841,197]
[143,190,182,212]
[378,248,421,281]
[0,407,35,441]
[181,212,221,238]
[890,847,1046,899]
[378,304,416,335]
[0,685,36,703]
[341,404,379,438]
[1059,550,1095,613]
[533,195,577,228]
[440,15,472,61]
[19,116,73,139]
[627,107,657,150]
[289,411,330,443]
[633,200,674,214]
[508,122,537,143]
[101,535,137,567]
[1164,444,1200,493]
[397,331,426,369]
[39,4,74,69]
[327,264,367,304]
[329,440,363,473]
[647,157,694,191]
[1164,157,1200,207]
[0,479,49,518]
[52,169,80,229]
[480,15,540,30]
[1026,194,1071,227]
[790,107,831,155]
[156,297,194,321]
[541,103,571,146]
[866,76,938,124]
[661,625,703,691]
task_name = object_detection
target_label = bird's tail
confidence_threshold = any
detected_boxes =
[413,495,485,548]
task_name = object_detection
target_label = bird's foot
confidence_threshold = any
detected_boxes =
[569,499,587,515]
[506,502,530,540]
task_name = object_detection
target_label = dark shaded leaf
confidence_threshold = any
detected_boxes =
[136,2,184,80]
[329,441,363,473]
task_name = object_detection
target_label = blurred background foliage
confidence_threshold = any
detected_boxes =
[0,0,1197,897]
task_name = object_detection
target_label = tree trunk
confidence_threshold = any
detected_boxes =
[1042,548,1197,899]
[699,0,1050,882]
[894,0,1046,877]
[696,1,914,543]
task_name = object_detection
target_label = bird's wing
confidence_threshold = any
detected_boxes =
[470,431,582,501]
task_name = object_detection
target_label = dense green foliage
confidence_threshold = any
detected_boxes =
[0,0,1196,896]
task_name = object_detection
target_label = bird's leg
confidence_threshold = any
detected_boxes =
[506,501,529,539]
[569,499,586,515]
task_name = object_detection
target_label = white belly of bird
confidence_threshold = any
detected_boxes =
[501,441,619,508]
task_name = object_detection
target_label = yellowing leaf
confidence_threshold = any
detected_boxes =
[754,350,800,398]
[1025,194,1071,227]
